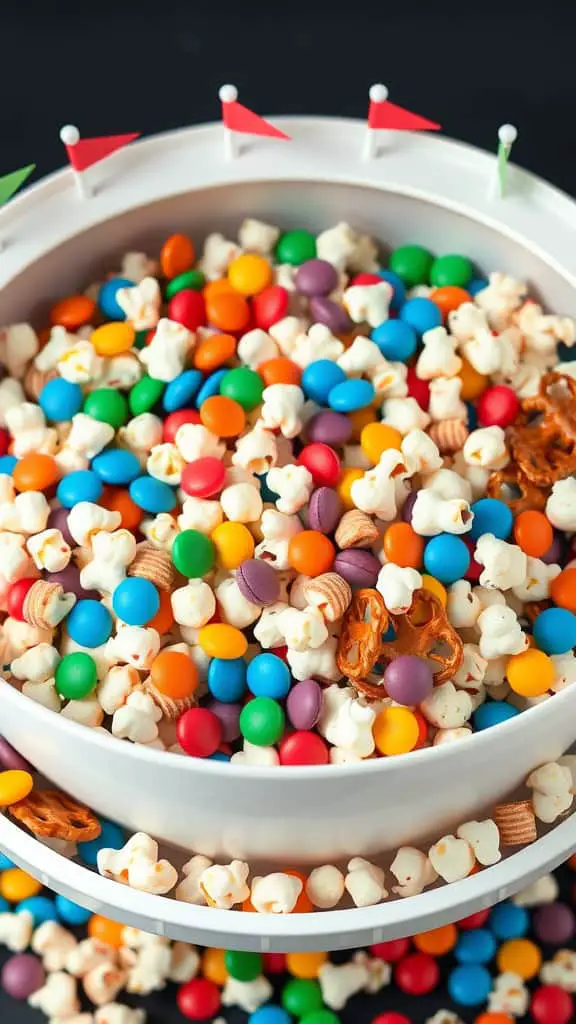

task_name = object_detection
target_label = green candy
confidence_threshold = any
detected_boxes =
[83,388,129,429]
[275,230,317,266]
[239,696,285,746]
[389,244,434,287]
[282,979,324,1018]
[55,652,97,700]
[430,253,473,289]
[300,1012,341,1024]
[172,529,215,578]
[165,269,205,299]
[224,950,262,982]
[220,367,264,411]
[129,374,165,416]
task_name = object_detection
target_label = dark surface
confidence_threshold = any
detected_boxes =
[1,4,575,1021]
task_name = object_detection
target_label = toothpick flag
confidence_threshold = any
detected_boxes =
[219,85,290,158]
[497,123,518,198]
[0,164,35,207]
[60,125,140,199]
[363,84,441,159]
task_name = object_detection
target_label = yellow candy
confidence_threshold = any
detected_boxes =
[201,947,228,986]
[0,868,42,902]
[458,357,489,401]
[0,770,33,807]
[211,521,254,570]
[337,468,364,511]
[497,938,542,979]
[227,253,272,297]
[90,322,135,357]
[360,422,403,464]
[348,405,376,442]
[198,623,248,660]
[506,648,555,697]
[421,575,447,608]
[373,706,419,756]
[286,951,328,979]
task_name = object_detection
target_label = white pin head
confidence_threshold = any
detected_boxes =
[369,84,389,103]
[60,125,80,146]
[219,84,239,104]
[498,123,518,146]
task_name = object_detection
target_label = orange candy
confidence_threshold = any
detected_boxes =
[13,453,59,492]
[430,285,471,318]
[414,922,458,955]
[150,650,198,699]
[148,589,175,635]
[568,852,576,870]
[259,357,302,387]
[88,915,125,948]
[206,290,250,333]
[284,870,313,913]
[459,357,489,401]
[100,487,143,531]
[200,395,245,437]
[203,278,236,302]
[193,333,237,372]
[474,1016,515,1024]
[383,522,424,569]
[50,295,96,330]
[160,233,196,279]
[514,509,554,557]
[348,406,377,442]
[201,947,228,986]
[550,567,576,614]
[285,951,328,978]
[288,531,335,576]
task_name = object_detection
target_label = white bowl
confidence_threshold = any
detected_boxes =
[1,118,576,865]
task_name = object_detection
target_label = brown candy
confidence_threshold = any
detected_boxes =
[508,371,576,487]
[9,790,102,842]
[494,800,537,846]
[128,543,175,592]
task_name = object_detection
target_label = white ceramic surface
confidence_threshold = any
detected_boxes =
[1,119,576,867]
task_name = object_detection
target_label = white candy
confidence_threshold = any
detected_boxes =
[200,232,241,279]
[97,832,177,895]
[237,328,279,368]
[376,563,422,614]
[215,577,261,629]
[116,277,161,330]
[317,683,376,757]
[477,604,527,659]
[32,922,78,971]
[68,502,122,548]
[428,835,475,882]
[319,961,370,1010]
[112,689,162,744]
[80,529,137,594]
[474,534,527,590]
[277,605,328,651]
[428,377,467,422]
[175,855,213,905]
[342,281,392,327]
[27,529,71,573]
[11,643,60,683]
[250,873,303,914]
[220,482,263,523]
[29,973,80,1019]
[239,217,280,254]
[421,681,473,728]
[221,976,273,1013]
[526,762,574,823]
[390,847,437,897]
[175,423,225,462]
[457,819,501,865]
[463,426,508,470]
[381,396,431,434]
[305,865,345,909]
[260,384,305,438]
[107,625,160,670]
[0,910,34,952]
[266,463,313,514]
[198,860,250,909]
[344,857,387,907]
[171,580,216,628]
[546,477,576,531]
[416,327,462,380]
[232,424,278,475]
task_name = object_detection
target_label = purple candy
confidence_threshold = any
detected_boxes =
[308,488,342,534]
[401,491,418,524]
[542,531,565,565]
[0,737,32,773]
[45,564,99,602]
[384,655,434,705]
[236,559,279,607]
[307,411,352,447]
[533,902,575,945]
[208,701,241,743]
[334,549,381,587]
[309,296,351,334]
[1,954,45,1000]
[294,259,339,298]
[47,506,75,548]
[286,679,323,730]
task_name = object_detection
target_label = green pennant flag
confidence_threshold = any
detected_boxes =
[498,139,509,198]
[0,164,35,207]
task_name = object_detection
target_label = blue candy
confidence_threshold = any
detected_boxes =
[196,369,228,407]
[371,320,417,362]
[16,896,57,926]
[423,534,470,584]
[488,901,529,939]
[209,750,231,762]
[98,277,134,320]
[67,599,113,648]
[55,894,92,926]
[57,470,103,508]
[0,457,17,476]
[164,370,204,412]
[208,658,247,703]
[78,819,125,867]
[399,296,442,335]
[247,653,291,699]
[92,448,141,485]
[465,400,478,431]
[0,853,14,871]
[129,475,177,513]
[533,607,576,655]
[249,1006,291,1024]
[448,964,492,1006]
[258,472,279,504]
[470,498,513,541]
[113,577,160,626]
[301,360,346,405]
[0,897,9,913]
[473,700,519,731]
[454,928,497,964]
[39,378,83,422]
[378,269,406,310]
[328,378,375,412]
[467,278,488,297]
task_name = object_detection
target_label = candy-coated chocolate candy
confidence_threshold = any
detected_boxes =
[1,953,45,1000]
[15,896,57,926]
[279,731,329,765]
[13,453,59,492]
[533,607,576,655]
[129,374,165,415]
[275,230,316,266]
[302,360,346,405]
[506,648,555,697]
[113,577,160,626]
[39,377,83,422]
[497,938,542,979]
[333,549,380,587]
[400,296,442,335]
[240,696,285,746]
[219,366,264,410]
[513,509,553,557]
[98,277,133,320]
[389,245,434,286]
[383,522,424,569]
[168,289,206,331]
[294,259,338,296]
[371,320,417,362]
[286,679,322,730]
[308,487,342,533]
[0,869,42,902]
[160,233,196,278]
[199,623,248,659]
[208,658,247,703]
[55,895,92,926]
[247,653,291,699]
[259,356,301,387]
[414,922,458,956]
[488,901,529,939]
[177,708,223,758]
[91,321,135,356]
[306,411,352,447]
[78,819,125,867]
[163,408,201,443]
[83,388,129,428]
[533,902,575,944]
[7,578,37,620]
[163,370,203,412]
[228,253,272,296]
[56,469,103,508]
[206,290,250,333]
[424,534,470,583]
[194,333,237,373]
[177,978,221,1020]
[55,652,98,700]
[447,964,492,1006]
[453,928,497,964]
[361,422,402,464]
[288,531,335,576]
[550,567,576,613]
[200,394,245,437]
[384,656,434,705]
[473,701,519,730]
[0,738,32,773]
[395,953,440,995]
[92,448,140,485]
[430,285,471,316]
[236,558,280,606]
[0,770,33,807]
[181,457,226,498]
[50,294,96,329]
[430,253,473,288]
[87,915,125,947]
[165,268,205,298]
[328,378,375,412]
[224,949,263,981]
[66,600,113,648]
[285,951,328,979]
[373,706,420,756]
[298,444,341,488]
[172,529,215,578]
[470,498,513,541]
[530,986,574,1024]
[212,521,254,570]
[477,385,519,427]
[129,475,177,513]
[309,295,350,333]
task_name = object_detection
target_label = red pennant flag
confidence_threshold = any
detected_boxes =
[61,127,140,172]
[368,96,441,133]
[220,86,290,140]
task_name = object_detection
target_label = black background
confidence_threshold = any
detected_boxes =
[1,4,575,1021]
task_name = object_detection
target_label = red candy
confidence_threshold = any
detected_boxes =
[476,385,519,428]
[406,367,430,410]
[0,428,9,456]
[369,938,411,962]
[349,273,382,286]
[177,708,223,758]
[297,444,341,488]
[371,1015,412,1024]
[177,978,221,1020]
[263,953,287,973]
[395,953,440,996]
[181,457,226,498]
[530,984,574,1024]
[7,578,37,621]
[168,289,207,332]
[252,285,289,330]
[163,409,202,443]
[279,731,329,765]
[457,908,491,929]
[464,538,483,581]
